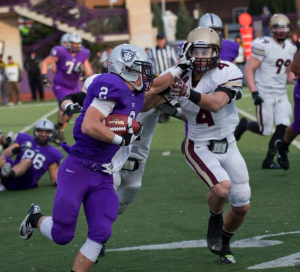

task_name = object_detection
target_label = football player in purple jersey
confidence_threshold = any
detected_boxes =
[0,119,63,191]
[19,42,193,272]
[41,33,92,144]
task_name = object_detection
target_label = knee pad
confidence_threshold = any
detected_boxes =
[229,182,251,207]
[51,222,75,245]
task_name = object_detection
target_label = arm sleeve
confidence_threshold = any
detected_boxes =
[216,63,243,103]
[59,92,87,108]
[90,98,116,117]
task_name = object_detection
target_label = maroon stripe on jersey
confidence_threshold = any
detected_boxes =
[184,138,218,188]
[218,78,243,87]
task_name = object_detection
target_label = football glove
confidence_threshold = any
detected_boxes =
[63,102,82,116]
[41,74,52,87]
[251,91,264,105]
[155,102,181,117]
[177,41,195,71]
[120,119,143,147]
[170,77,190,98]
[12,141,32,155]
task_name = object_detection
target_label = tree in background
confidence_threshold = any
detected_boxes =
[152,2,164,35]
[191,3,203,29]
[176,1,193,40]
[248,0,296,16]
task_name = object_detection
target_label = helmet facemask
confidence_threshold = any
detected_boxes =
[68,42,82,53]
[35,129,53,145]
[189,44,220,74]
[129,61,154,92]
[271,25,290,42]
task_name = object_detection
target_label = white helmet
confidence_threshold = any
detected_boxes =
[108,44,154,92]
[34,119,54,145]
[60,33,70,47]
[198,13,224,39]
[67,33,82,53]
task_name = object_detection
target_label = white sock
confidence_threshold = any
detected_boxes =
[40,216,53,241]
[80,238,102,262]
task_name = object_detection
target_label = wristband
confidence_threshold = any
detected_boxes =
[169,66,183,78]
[188,90,201,104]
[112,134,123,146]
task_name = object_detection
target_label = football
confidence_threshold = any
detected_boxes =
[105,114,140,136]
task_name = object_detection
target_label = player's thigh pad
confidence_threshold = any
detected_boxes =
[83,178,119,244]
[184,139,230,188]
[52,157,89,244]
[222,140,250,207]
[274,94,292,126]
[256,97,275,135]
[117,160,146,205]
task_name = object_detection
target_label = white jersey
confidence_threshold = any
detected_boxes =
[130,109,160,161]
[251,37,296,95]
[179,61,242,143]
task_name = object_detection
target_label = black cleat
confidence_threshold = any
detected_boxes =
[207,216,223,255]
[262,160,281,169]
[99,244,105,257]
[234,118,248,141]
[0,163,12,181]
[274,140,289,170]
[19,204,41,240]
[219,245,236,264]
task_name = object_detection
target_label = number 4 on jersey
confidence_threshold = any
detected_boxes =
[196,108,215,126]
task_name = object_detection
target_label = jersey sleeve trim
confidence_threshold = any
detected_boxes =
[90,97,116,117]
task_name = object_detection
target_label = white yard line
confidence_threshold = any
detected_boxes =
[20,108,58,133]
[237,108,300,150]
[0,102,57,110]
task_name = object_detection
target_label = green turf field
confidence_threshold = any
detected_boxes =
[0,86,300,271]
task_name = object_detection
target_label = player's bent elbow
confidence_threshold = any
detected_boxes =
[81,121,92,135]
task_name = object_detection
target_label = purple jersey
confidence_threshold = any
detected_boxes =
[63,73,145,164]
[220,40,239,62]
[51,46,90,89]
[4,133,64,190]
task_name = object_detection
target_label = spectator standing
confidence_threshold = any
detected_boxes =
[24,52,44,101]
[90,50,102,74]
[149,33,178,122]
[291,33,300,52]
[0,54,6,105]
[100,46,113,73]
[262,6,271,37]
[5,56,22,106]
[235,35,246,85]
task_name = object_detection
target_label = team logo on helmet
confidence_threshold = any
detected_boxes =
[121,48,136,63]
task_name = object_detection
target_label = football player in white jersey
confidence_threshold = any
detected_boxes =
[234,14,297,169]
[158,27,251,265]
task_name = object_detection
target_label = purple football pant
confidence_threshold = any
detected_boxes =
[1,156,36,190]
[53,84,78,103]
[51,155,119,245]
[292,84,300,134]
